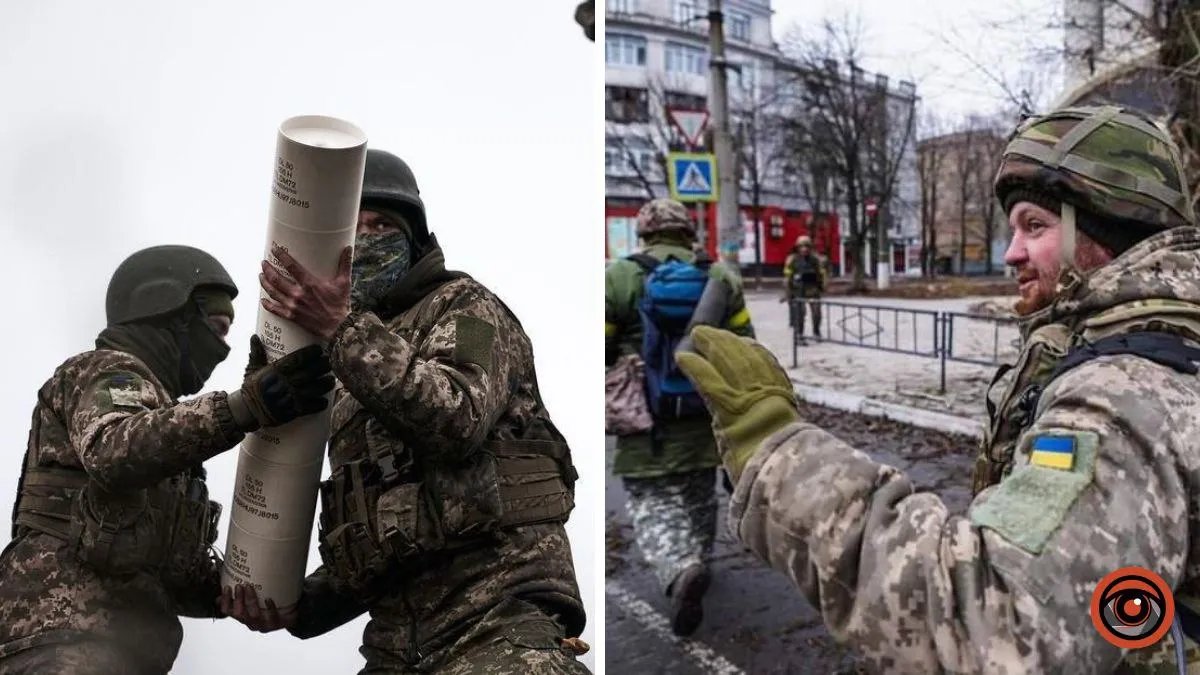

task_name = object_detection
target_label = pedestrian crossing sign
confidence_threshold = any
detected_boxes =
[667,152,718,202]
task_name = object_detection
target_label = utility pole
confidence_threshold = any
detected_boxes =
[707,0,740,272]
[871,198,890,289]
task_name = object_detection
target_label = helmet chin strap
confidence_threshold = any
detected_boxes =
[1060,202,1076,269]
[1055,202,1084,296]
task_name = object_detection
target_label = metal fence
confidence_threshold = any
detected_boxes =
[791,300,1020,392]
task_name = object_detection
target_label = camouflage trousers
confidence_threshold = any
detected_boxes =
[0,631,151,675]
[622,468,717,595]
[359,596,590,674]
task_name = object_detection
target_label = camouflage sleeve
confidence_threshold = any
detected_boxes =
[328,287,520,464]
[288,565,369,639]
[728,356,1186,672]
[783,254,795,296]
[67,367,244,492]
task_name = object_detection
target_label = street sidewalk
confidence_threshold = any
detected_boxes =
[746,289,1019,420]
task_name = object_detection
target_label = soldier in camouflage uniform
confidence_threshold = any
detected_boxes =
[678,105,1200,673]
[781,234,826,341]
[604,198,754,636]
[0,245,334,674]
[225,149,588,674]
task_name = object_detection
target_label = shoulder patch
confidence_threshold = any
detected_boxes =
[454,315,495,373]
[98,371,149,411]
[969,429,1099,555]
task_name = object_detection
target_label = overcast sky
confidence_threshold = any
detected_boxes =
[0,1,600,672]
[772,0,1064,123]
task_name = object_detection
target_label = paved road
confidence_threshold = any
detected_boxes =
[605,402,977,674]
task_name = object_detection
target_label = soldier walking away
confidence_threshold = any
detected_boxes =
[604,198,755,636]
[677,105,1200,673]
[781,234,825,343]
[222,149,589,674]
[0,245,333,674]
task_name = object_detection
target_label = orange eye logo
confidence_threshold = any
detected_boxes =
[1090,567,1174,649]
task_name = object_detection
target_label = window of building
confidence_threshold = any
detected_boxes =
[605,137,657,178]
[734,60,758,94]
[605,86,650,123]
[663,91,707,111]
[606,33,646,67]
[609,0,637,14]
[728,11,751,41]
[665,42,707,75]
[673,0,701,24]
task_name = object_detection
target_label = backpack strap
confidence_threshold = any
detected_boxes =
[1049,331,1200,381]
[627,253,659,273]
[1021,331,1200,421]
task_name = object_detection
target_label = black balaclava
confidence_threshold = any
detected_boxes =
[95,289,233,398]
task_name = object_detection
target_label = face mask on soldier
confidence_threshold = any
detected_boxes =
[350,231,412,312]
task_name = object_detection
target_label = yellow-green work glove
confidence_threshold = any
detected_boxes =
[676,326,801,482]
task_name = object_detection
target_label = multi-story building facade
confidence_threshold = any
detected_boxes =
[917,128,1008,275]
[605,0,921,277]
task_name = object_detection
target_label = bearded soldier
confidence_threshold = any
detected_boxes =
[678,105,1200,672]
[224,149,588,674]
[0,245,333,674]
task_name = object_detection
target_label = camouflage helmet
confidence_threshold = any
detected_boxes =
[636,198,696,237]
[106,245,238,325]
[361,149,429,243]
[794,235,812,248]
[994,105,1195,233]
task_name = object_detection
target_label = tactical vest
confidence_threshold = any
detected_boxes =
[973,299,1200,674]
[789,255,821,290]
[316,291,579,599]
[12,392,221,580]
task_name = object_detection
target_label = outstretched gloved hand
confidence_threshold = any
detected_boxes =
[676,326,800,482]
[226,339,334,431]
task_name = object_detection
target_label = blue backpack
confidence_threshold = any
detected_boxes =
[628,253,711,420]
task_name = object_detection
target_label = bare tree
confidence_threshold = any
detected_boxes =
[916,113,948,277]
[971,121,1009,274]
[604,74,704,200]
[941,1,1200,209]
[730,66,794,286]
[777,14,918,290]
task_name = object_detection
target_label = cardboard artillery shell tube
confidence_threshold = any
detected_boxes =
[230,450,325,540]
[221,115,366,611]
[222,520,313,610]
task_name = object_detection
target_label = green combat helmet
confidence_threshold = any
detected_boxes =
[106,245,238,325]
[361,149,429,244]
[636,198,697,238]
[993,105,1195,271]
[575,0,594,41]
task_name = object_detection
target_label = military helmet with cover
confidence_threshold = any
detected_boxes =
[994,105,1195,261]
[361,149,429,243]
[636,198,696,238]
[106,245,238,325]
[794,235,812,248]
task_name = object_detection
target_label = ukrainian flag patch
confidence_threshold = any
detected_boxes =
[1030,434,1076,470]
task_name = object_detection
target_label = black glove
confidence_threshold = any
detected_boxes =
[226,341,334,431]
[244,334,269,381]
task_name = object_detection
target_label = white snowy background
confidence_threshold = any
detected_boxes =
[0,2,602,672]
